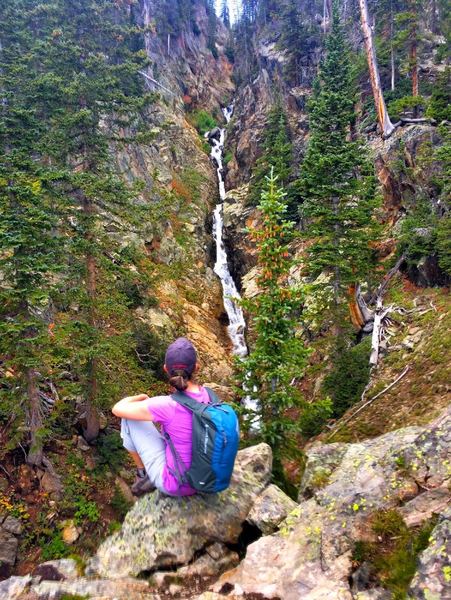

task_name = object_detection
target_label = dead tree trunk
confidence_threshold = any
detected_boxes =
[26,367,44,466]
[358,0,396,138]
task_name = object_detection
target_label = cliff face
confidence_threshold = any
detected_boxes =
[110,0,236,383]
[222,1,448,288]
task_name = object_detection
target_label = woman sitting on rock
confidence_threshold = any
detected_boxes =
[112,337,211,497]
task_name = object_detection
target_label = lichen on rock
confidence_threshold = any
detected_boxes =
[87,443,272,578]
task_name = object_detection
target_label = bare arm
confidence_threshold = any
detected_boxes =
[112,394,154,421]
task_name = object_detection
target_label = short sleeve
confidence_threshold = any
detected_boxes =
[145,395,177,425]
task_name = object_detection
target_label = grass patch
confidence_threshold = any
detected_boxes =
[352,509,438,599]
[187,109,217,136]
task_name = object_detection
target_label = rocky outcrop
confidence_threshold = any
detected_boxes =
[408,505,451,599]
[0,517,22,578]
[222,185,259,287]
[87,443,272,578]
[0,444,298,599]
[214,407,451,599]
[3,410,450,599]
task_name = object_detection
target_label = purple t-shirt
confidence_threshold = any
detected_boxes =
[145,386,210,496]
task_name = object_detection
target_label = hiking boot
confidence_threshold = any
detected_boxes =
[131,472,155,496]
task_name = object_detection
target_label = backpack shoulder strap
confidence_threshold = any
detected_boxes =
[171,390,210,413]
[204,386,220,404]
[171,387,222,412]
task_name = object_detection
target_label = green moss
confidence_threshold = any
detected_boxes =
[352,510,438,599]
[309,468,331,490]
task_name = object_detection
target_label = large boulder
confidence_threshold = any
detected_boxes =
[408,505,451,600]
[214,408,450,599]
[87,443,272,578]
[0,516,22,577]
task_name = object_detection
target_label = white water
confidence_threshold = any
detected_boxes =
[208,106,248,358]
[208,109,260,428]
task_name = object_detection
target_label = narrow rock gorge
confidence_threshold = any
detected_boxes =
[0,0,449,599]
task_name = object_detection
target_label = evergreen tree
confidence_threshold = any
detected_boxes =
[237,170,308,485]
[221,0,231,28]
[35,0,151,441]
[249,100,292,207]
[298,2,379,309]
[206,0,219,58]
[0,0,153,452]
[393,0,423,100]
[278,0,317,86]
[0,0,64,466]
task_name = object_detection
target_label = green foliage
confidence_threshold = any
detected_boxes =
[0,0,155,451]
[299,397,333,438]
[352,510,438,599]
[249,101,293,209]
[110,487,133,520]
[94,431,128,474]
[40,532,71,561]
[236,170,309,483]
[323,337,371,418]
[298,4,379,308]
[223,151,233,165]
[277,0,319,86]
[74,499,100,525]
[188,109,217,136]
[388,95,426,119]
[426,69,451,122]
[61,470,99,526]
[398,196,451,276]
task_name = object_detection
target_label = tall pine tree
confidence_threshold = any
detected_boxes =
[298,2,379,311]
[249,100,293,207]
[237,170,308,487]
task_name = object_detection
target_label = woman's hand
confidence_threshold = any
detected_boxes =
[111,394,152,420]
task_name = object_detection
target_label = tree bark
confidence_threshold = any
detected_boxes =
[26,367,44,466]
[410,27,419,97]
[358,0,396,138]
[81,194,100,443]
[332,196,341,305]
[390,0,395,91]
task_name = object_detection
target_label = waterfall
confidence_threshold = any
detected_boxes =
[207,106,248,358]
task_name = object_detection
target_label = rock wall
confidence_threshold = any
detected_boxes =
[109,1,237,383]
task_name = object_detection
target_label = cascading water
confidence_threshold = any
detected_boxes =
[207,108,260,427]
[208,106,248,358]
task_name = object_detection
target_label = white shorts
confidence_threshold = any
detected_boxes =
[120,418,166,492]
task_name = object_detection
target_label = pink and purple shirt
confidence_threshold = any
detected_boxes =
[145,386,210,496]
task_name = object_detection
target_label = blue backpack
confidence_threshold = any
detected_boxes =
[164,387,239,493]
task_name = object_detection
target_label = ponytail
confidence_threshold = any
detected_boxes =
[168,368,190,391]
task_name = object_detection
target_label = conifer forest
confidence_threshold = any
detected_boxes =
[0,1,450,598]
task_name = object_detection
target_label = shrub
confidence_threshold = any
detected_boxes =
[40,531,71,561]
[323,336,371,418]
[188,109,217,136]
[110,487,132,520]
[299,397,333,438]
[95,431,128,474]
[388,95,426,120]
[426,69,451,122]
